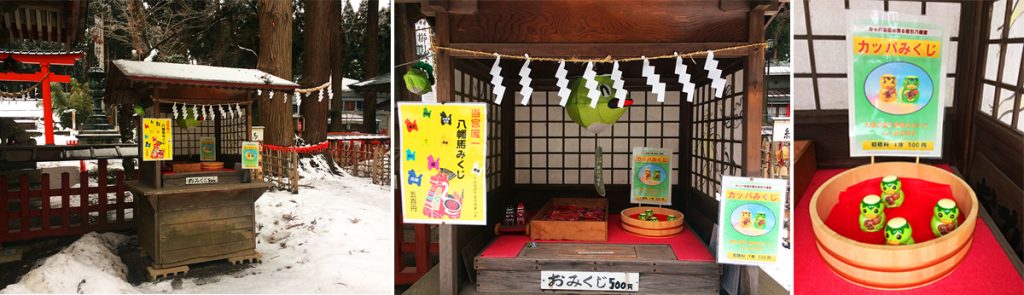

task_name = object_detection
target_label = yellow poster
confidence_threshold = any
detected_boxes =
[142,118,173,161]
[398,102,487,225]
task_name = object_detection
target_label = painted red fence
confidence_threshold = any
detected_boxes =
[1,160,134,243]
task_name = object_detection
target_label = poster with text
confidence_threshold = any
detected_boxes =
[717,176,787,266]
[630,147,673,205]
[241,141,260,169]
[200,137,216,161]
[848,11,946,157]
[398,102,487,225]
[141,118,172,161]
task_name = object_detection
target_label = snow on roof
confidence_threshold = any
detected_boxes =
[112,60,299,90]
[768,65,791,75]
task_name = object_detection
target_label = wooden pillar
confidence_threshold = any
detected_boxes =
[952,1,991,174]
[743,7,767,177]
[40,62,54,145]
[741,6,768,295]
[433,10,461,295]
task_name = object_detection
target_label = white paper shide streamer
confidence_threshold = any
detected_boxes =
[705,51,726,98]
[642,56,666,103]
[192,103,200,120]
[583,62,600,108]
[490,54,505,104]
[611,61,627,108]
[172,102,180,119]
[318,89,325,102]
[675,52,696,102]
[555,60,571,107]
[518,54,534,106]
[234,103,243,119]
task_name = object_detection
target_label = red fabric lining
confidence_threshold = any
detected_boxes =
[479,215,715,262]
[796,165,1024,294]
[824,177,965,244]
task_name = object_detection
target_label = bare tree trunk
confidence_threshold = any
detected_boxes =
[212,4,229,66]
[362,0,379,133]
[257,0,294,146]
[328,0,346,132]
[299,0,332,143]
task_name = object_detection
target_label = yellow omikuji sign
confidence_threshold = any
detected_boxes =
[398,102,487,225]
[142,118,173,161]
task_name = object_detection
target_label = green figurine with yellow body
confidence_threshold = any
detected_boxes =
[880,175,905,208]
[754,212,767,230]
[885,217,915,245]
[859,195,886,232]
[931,198,960,237]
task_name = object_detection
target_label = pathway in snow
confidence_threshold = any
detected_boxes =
[1,156,392,294]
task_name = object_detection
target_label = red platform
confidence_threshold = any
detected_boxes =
[479,215,715,262]
[795,165,1024,294]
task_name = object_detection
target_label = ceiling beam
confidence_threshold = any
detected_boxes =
[445,42,752,59]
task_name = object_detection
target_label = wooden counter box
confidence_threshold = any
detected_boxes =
[530,198,608,242]
[128,182,270,271]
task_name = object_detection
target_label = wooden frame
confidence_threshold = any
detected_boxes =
[400,1,778,293]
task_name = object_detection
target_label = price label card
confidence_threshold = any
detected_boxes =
[185,176,218,185]
[540,271,639,292]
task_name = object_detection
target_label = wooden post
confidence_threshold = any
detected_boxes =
[18,176,28,236]
[40,62,54,145]
[743,6,767,178]
[741,5,768,295]
[952,0,991,174]
[79,171,88,226]
[41,174,50,230]
[432,10,462,295]
[98,159,108,224]
[116,173,125,223]
[291,150,299,194]
[0,176,6,239]
[60,173,70,229]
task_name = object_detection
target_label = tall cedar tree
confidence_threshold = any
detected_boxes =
[300,0,332,143]
[257,0,294,146]
[328,0,346,132]
[362,0,379,133]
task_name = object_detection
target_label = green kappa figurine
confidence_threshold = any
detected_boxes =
[931,198,960,237]
[881,175,905,208]
[859,194,886,232]
[885,217,915,245]
[754,212,767,230]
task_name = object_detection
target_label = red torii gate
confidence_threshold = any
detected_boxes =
[0,51,83,145]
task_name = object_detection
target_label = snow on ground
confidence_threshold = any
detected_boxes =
[0,232,136,294]
[1,155,392,294]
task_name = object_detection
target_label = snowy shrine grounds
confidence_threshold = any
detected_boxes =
[0,156,392,294]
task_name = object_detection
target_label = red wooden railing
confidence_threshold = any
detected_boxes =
[394,190,439,285]
[0,159,134,243]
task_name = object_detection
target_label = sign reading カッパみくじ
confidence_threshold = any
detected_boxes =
[717,176,787,266]
[848,12,946,157]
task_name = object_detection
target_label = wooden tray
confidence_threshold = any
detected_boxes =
[529,198,608,242]
[620,206,684,237]
[810,162,978,290]
[171,162,201,173]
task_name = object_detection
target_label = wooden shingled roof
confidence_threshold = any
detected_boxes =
[0,0,87,48]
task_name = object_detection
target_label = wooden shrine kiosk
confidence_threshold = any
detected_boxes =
[395,1,785,294]
[106,60,299,279]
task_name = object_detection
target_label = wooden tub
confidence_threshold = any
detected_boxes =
[809,162,978,290]
[620,207,685,237]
